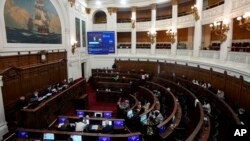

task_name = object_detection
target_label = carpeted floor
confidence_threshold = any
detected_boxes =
[87,84,117,115]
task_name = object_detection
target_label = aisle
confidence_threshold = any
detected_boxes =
[87,84,117,114]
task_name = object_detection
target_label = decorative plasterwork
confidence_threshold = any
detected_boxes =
[136,21,152,31]
[85,8,91,14]
[177,15,195,28]
[228,52,250,64]
[199,50,220,59]
[156,19,172,30]
[92,24,107,31]
[117,23,131,32]
[107,7,117,15]
[151,3,156,10]
[202,5,224,25]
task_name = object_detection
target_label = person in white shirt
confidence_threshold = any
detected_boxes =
[202,101,211,114]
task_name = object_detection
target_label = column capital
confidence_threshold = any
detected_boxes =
[0,76,2,87]
[131,6,137,12]
[107,7,117,15]
[151,3,157,10]
[172,0,178,5]
[85,8,91,14]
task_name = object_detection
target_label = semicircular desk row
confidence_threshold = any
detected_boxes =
[15,70,240,141]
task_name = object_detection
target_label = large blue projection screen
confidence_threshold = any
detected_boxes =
[87,31,115,54]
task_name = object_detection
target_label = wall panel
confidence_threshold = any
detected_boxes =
[0,51,67,122]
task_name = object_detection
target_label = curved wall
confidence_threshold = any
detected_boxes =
[87,0,250,83]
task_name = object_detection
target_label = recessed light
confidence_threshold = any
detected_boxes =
[96,0,101,6]
[120,0,127,5]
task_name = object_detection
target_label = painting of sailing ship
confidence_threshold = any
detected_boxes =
[4,0,62,44]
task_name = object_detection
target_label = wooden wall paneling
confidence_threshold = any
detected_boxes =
[136,8,151,20]
[117,10,131,22]
[224,73,242,105]
[232,18,250,40]
[59,61,67,81]
[196,66,211,83]
[137,31,150,42]
[156,30,171,42]
[117,32,132,42]
[159,62,175,75]
[240,80,250,111]
[208,0,224,7]
[0,56,18,71]
[185,64,196,80]
[174,63,185,76]
[210,69,226,91]
[177,28,188,42]
[178,0,195,15]
[29,54,39,65]
[156,4,172,18]
[18,54,31,67]
[21,69,32,97]
[50,64,57,84]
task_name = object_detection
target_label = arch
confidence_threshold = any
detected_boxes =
[93,10,107,24]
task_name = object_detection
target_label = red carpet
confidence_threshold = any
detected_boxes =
[87,84,117,114]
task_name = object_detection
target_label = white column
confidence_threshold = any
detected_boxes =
[0,76,8,140]
[150,4,157,55]
[107,8,117,55]
[131,7,137,55]
[220,0,232,61]
[193,0,203,57]
[171,4,178,56]
[113,10,118,55]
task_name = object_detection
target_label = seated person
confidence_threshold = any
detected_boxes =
[101,120,113,133]
[16,96,28,110]
[154,110,163,124]
[75,118,88,132]
[30,91,39,103]
[112,63,117,70]
[154,101,161,111]
[146,115,156,135]
[136,101,142,111]
[143,102,150,110]
[202,100,211,114]
[217,89,225,99]
[58,119,75,131]
[117,98,130,110]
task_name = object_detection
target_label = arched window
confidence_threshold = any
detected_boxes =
[93,11,107,24]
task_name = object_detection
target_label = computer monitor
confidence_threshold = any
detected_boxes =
[158,125,166,134]
[102,120,112,126]
[98,136,111,141]
[82,119,90,124]
[76,110,85,117]
[58,116,67,123]
[127,110,133,118]
[43,133,55,141]
[140,114,147,123]
[113,120,124,127]
[94,112,103,117]
[70,135,82,141]
[128,135,140,141]
[17,130,28,138]
[103,112,112,118]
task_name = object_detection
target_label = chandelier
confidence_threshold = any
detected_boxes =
[237,12,250,31]
[166,29,176,43]
[191,5,200,21]
[147,30,157,44]
[210,20,229,42]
